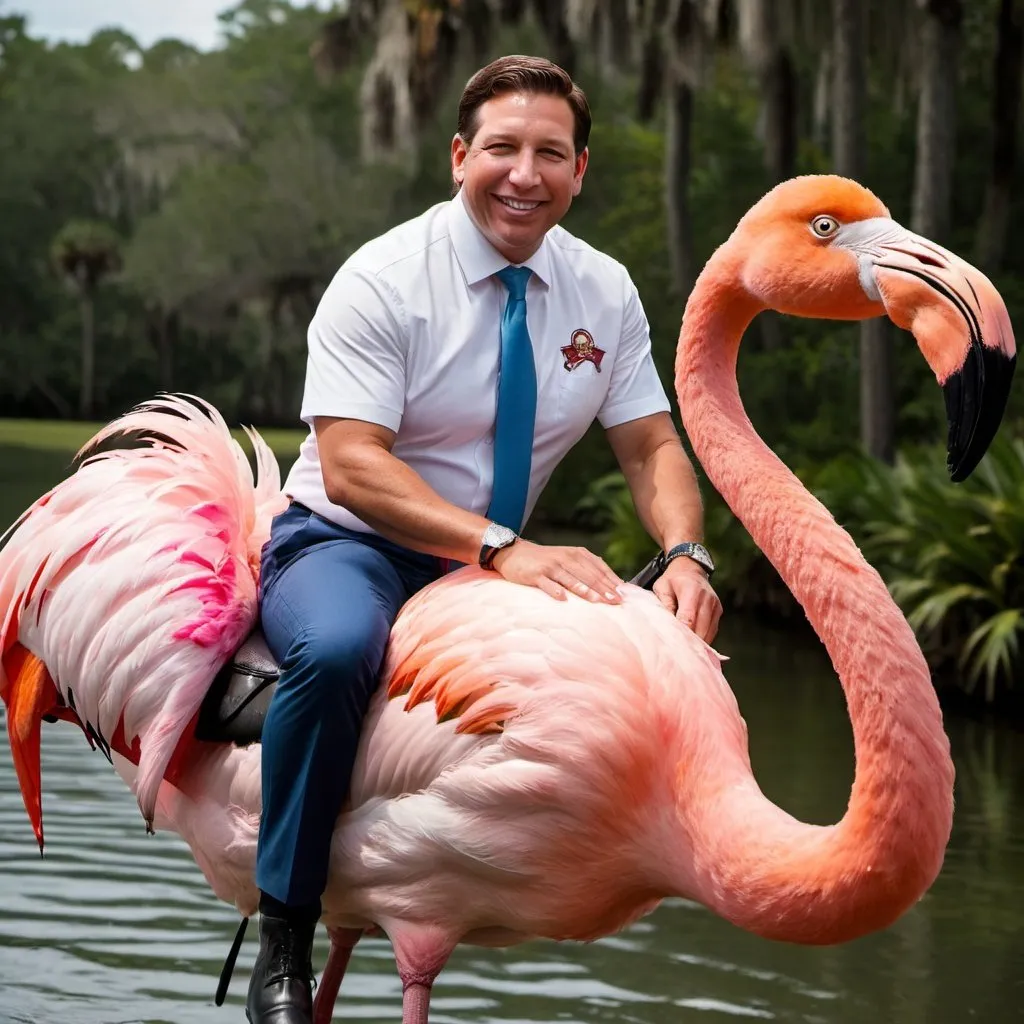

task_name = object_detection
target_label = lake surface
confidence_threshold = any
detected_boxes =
[2,614,1022,1024]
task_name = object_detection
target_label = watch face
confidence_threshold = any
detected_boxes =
[673,542,714,574]
[690,543,715,572]
[484,523,517,548]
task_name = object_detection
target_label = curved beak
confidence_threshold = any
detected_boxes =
[839,218,1016,481]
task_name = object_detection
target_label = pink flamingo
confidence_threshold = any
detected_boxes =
[0,176,1016,1024]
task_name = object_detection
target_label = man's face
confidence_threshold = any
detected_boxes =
[451,91,588,264]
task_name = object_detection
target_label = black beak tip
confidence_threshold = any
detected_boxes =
[943,347,1016,482]
[947,456,973,484]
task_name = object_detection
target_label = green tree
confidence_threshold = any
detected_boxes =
[50,220,122,419]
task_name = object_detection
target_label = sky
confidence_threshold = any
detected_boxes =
[11,0,329,50]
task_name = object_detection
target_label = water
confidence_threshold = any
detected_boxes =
[2,614,1022,1024]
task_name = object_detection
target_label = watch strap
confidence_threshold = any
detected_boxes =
[663,542,713,575]
[479,524,518,569]
[629,542,713,590]
[480,544,502,570]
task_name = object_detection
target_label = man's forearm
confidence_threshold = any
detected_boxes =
[624,439,704,551]
[322,442,492,564]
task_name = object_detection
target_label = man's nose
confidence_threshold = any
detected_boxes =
[508,150,541,188]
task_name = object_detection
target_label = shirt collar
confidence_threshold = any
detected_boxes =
[449,188,553,288]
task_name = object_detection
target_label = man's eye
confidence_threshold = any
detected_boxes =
[487,143,513,152]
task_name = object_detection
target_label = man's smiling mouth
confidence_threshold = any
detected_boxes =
[495,196,542,211]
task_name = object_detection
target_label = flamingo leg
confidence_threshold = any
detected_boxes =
[389,925,453,1024]
[312,927,362,1024]
[400,979,433,1024]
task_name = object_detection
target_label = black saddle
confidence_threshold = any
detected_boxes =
[195,631,280,746]
[193,552,667,747]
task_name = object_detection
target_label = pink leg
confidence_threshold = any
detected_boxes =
[312,927,362,1024]
[400,979,433,1024]
[388,925,454,1024]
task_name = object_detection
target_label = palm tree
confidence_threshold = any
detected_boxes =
[50,220,122,420]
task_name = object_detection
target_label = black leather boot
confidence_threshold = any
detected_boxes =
[245,913,316,1024]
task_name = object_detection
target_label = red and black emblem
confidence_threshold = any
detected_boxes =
[561,329,605,372]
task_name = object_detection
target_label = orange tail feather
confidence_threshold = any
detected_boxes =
[2,643,59,853]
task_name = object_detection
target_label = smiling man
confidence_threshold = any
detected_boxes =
[246,55,721,1023]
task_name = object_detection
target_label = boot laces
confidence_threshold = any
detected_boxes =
[266,931,314,987]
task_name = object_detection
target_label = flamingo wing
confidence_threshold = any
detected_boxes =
[359,568,741,805]
[0,396,286,836]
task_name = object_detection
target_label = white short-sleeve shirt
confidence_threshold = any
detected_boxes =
[284,189,671,532]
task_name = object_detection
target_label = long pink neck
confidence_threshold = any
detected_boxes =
[673,250,954,944]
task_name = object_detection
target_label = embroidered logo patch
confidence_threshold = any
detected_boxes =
[561,329,605,373]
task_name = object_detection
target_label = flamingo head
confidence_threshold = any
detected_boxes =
[733,175,1016,481]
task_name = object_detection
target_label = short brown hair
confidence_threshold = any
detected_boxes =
[457,55,591,154]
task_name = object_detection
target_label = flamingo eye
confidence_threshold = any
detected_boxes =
[811,215,840,238]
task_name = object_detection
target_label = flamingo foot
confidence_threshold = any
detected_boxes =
[312,927,361,1024]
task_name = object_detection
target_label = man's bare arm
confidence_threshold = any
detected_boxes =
[605,412,704,551]
[606,412,722,640]
[315,417,489,563]
[315,417,623,602]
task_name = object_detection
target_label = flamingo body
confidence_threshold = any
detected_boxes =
[148,562,737,945]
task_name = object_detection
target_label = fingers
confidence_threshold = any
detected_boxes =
[496,543,624,605]
[555,571,597,601]
[565,550,623,603]
[660,576,724,644]
[705,599,723,643]
[536,576,568,601]
[694,600,714,642]
[653,579,678,616]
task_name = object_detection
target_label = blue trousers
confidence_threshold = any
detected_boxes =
[255,502,445,906]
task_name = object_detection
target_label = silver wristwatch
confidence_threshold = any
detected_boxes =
[663,541,715,576]
[479,522,518,569]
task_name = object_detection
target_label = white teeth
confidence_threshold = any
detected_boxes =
[497,196,540,211]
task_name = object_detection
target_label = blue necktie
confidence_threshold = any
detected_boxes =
[486,266,537,531]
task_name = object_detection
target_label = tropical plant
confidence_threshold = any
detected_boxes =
[840,439,1024,704]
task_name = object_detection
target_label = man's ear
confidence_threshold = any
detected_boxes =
[571,146,589,196]
[451,133,468,185]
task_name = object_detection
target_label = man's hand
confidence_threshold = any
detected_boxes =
[491,540,623,604]
[653,557,722,643]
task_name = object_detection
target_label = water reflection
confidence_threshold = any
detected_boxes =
[1,616,1022,1023]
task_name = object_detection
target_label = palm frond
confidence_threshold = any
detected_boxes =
[960,610,1024,703]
